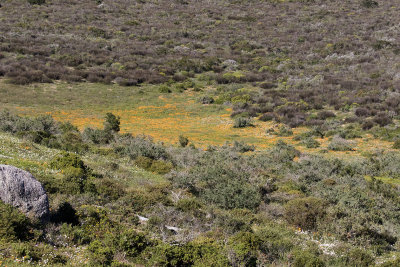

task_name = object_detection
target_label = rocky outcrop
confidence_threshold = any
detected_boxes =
[0,165,49,220]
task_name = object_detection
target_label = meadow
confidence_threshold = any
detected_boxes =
[0,79,397,157]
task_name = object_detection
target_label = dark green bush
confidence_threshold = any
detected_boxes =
[232,140,255,153]
[12,242,42,262]
[284,197,326,230]
[88,240,114,266]
[149,160,173,174]
[256,224,295,262]
[134,156,173,174]
[292,249,325,267]
[233,117,254,128]
[170,152,261,210]
[134,155,153,170]
[62,167,87,194]
[59,223,91,245]
[393,140,400,149]
[0,201,33,241]
[27,0,45,5]
[50,152,87,170]
[176,198,202,212]
[343,248,374,267]
[277,126,293,137]
[300,137,320,148]
[379,258,400,267]
[269,140,300,163]
[361,0,378,8]
[328,136,355,151]
[198,95,214,104]
[60,131,89,153]
[228,231,261,266]
[96,178,126,200]
[159,85,172,93]
[259,112,275,122]
[83,127,113,144]
[50,152,94,194]
[317,111,335,120]
[104,113,121,133]
[119,229,149,258]
[178,135,189,147]
[121,186,172,212]
[115,134,169,161]
[147,241,228,266]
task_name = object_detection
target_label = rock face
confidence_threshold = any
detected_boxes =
[0,165,49,220]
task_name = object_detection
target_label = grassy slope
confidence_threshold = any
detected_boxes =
[0,131,165,189]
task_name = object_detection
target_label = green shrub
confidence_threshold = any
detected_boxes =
[379,258,400,267]
[176,198,202,212]
[292,249,325,267]
[50,152,93,194]
[159,85,172,93]
[60,131,89,153]
[149,160,173,174]
[277,126,293,136]
[233,117,254,128]
[50,152,87,170]
[134,156,153,170]
[284,197,326,230]
[59,223,91,245]
[328,136,355,151]
[343,248,374,267]
[361,0,378,8]
[134,156,173,174]
[170,152,261,210]
[96,178,126,200]
[228,231,261,266]
[119,229,149,258]
[104,113,121,133]
[232,140,255,153]
[76,205,114,241]
[83,127,113,144]
[215,210,252,234]
[147,241,228,266]
[178,135,189,147]
[259,112,275,122]
[300,137,320,148]
[198,95,215,104]
[269,140,300,163]
[12,242,42,262]
[88,240,114,266]
[27,0,46,6]
[0,201,33,241]
[62,166,87,194]
[115,135,169,161]
[147,243,197,266]
[123,186,172,212]
[256,224,295,262]
[393,140,400,149]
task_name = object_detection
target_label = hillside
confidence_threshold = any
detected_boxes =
[0,0,400,266]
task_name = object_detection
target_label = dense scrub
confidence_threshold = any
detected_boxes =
[0,111,400,265]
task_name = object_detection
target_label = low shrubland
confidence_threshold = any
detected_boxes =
[1,110,399,265]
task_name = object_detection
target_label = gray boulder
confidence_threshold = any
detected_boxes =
[0,165,49,220]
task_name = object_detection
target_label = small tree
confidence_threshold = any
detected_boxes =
[104,113,120,132]
[179,135,189,147]
[28,0,45,5]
